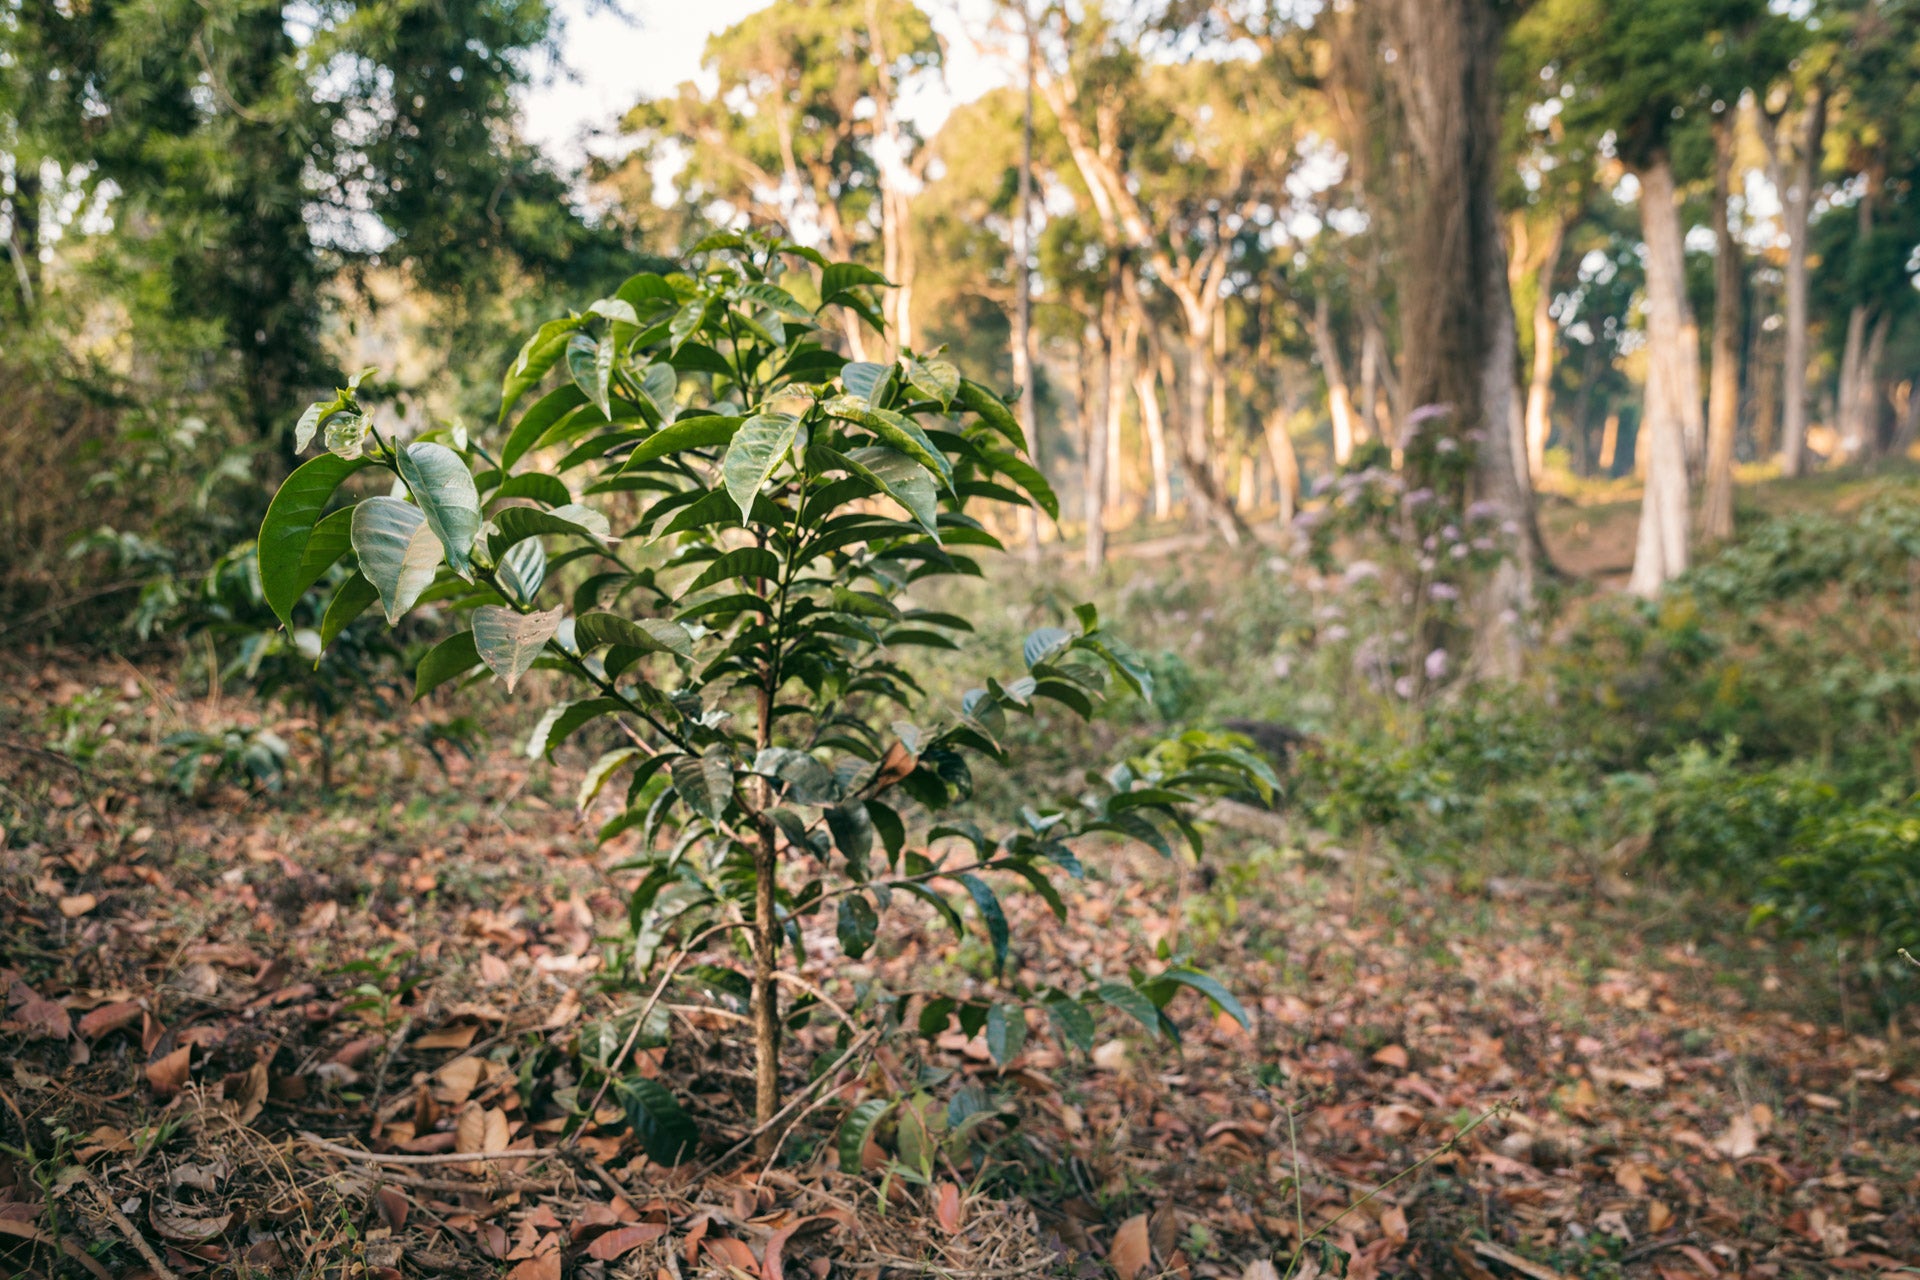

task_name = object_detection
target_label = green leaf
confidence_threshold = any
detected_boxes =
[259,454,368,629]
[578,747,642,812]
[1096,982,1164,1038]
[1046,996,1096,1053]
[836,1097,893,1174]
[493,472,572,507]
[976,446,1058,521]
[397,443,482,577]
[499,317,584,423]
[471,605,564,692]
[823,398,953,489]
[1023,627,1073,668]
[624,415,743,468]
[904,356,959,408]
[837,893,878,959]
[568,332,614,417]
[954,378,1028,453]
[671,750,735,820]
[351,496,444,624]
[810,446,939,536]
[573,612,694,659]
[1156,966,1251,1029]
[956,873,1009,977]
[320,572,378,649]
[615,1077,699,1165]
[414,629,482,700]
[500,384,587,470]
[489,505,614,558]
[683,547,780,596]
[525,697,625,759]
[820,262,892,308]
[721,412,801,524]
[984,1003,1026,1066]
[496,536,547,606]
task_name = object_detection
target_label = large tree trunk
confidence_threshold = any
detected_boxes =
[1156,342,1249,545]
[1263,410,1300,525]
[1701,123,1743,542]
[1378,0,1541,672]
[1523,219,1565,480]
[1109,308,1135,509]
[1312,294,1358,465]
[1629,155,1695,595]
[1774,85,1826,476]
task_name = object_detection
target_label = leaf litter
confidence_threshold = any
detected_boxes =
[0,653,1917,1278]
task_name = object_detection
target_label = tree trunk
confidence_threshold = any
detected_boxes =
[1263,410,1300,525]
[1378,0,1542,671]
[1109,308,1135,509]
[1359,317,1381,444]
[1524,219,1565,479]
[1892,379,1919,456]
[1599,411,1621,474]
[1013,6,1041,557]
[1156,342,1248,545]
[1136,366,1174,520]
[1569,339,1601,476]
[1776,84,1826,477]
[1628,155,1696,595]
[1837,302,1868,461]
[750,681,782,1158]
[1312,294,1358,465]
[1083,305,1111,571]
[1701,123,1743,542]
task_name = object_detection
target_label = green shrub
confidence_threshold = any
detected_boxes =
[1648,741,1843,887]
[1755,801,1920,957]
[253,230,1269,1166]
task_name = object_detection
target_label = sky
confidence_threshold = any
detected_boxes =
[519,0,1010,172]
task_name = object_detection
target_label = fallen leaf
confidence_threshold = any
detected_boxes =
[1647,1200,1673,1233]
[935,1182,963,1234]
[587,1223,668,1262]
[14,995,71,1041]
[763,1215,837,1280]
[77,1000,142,1040]
[148,1200,233,1244]
[58,893,97,917]
[146,1044,191,1097]
[1712,1113,1758,1159]
[505,1250,561,1280]
[703,1236,757,1273]
[1371,1044,1409,1069]
[1109,1213,1152,1280]
[413,1024,478,1052]
[1243,1263,1282,1280]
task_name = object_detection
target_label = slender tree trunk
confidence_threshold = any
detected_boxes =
[1599,411,1621,474]
[1891,379,1919,455]
[1775,85,1826,476]
[1263,410,1300,525]
[1313,294,1358,465]
[1083,302,1111,571]
[1136,366,1174,520]
[1359,318,1382,444]
[1108,307,1135,509]
[1156,341,1248,544]
[1569,339,1600,476]
[1702,123,1743,542]
[1846,311,1890,462]
[1013,5,1042,557]
[1524,219,1565,479]
[6,164,39,317]
[749,695,780,1156]
[1210,315,1230,490]
[1837,302,1868,460]
[1629,156,1696,595]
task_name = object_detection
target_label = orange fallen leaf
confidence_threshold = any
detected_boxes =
[935,1182,963,1234]
[147,1044,191,1097]
[1109,1214,1152,1280]
[77,1000,142,1040]
[587,1224,668,1262]
[58,893,97,917]
[1371,1044,1409,1070]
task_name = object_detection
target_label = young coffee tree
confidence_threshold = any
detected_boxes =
[257,232,1272,1165]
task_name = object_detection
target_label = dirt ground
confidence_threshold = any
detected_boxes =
[2,652,1918,1279]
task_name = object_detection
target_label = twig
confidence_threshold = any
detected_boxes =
[76,1166,180,1280]
[1468,1239,1570,1280]
[1285,1099,1512,1279]
[691,1029,879,1177]
[366,1013,413,1129]
[299,1132,563,1169]
[341,1167,564,1196]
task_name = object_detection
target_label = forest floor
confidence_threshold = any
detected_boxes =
[3,650,1918,1280]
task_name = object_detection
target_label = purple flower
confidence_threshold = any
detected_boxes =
[1429,582,1460,602]
[1394,675,1417,699]
[1424,648,1449,679]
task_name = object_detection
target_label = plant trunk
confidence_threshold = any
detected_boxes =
[1599,411,1621,475]
[1628,155,1696,596]
[1777,85,1826,477]
[1892,379,1920,455]
[1263,410,1300,525]
[1524,220,1565,479]
[1158,342,1248,545]
[1312,294,1358,465]
[1702,123,1743,542]
[750,685,781,1158]
[1109,308,1135,509]
[1084,278,1115,572]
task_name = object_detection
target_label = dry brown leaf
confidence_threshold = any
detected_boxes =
[58,893,97,917]
[228,1060,269,1125]
[146,1044,191,1097]
[587,1223,667,1262]
[1242,1263,1282,1280]
[1371,1044,1409,1070]
[413,1024,478,1051]
[483,1106,510,1153]
[1647,1200,1673,1233]
[935,1182,963,1234]
[436,1055,484,1104]
[148,1200,233,1244]
[1109,1213,1152,1280]
[76,1000,141,1040]
[1711,1113,1758,1159]
[455,1102,487,1169]
[505,1249,561,1280]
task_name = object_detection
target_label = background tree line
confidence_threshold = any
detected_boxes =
[7,0,1920,631]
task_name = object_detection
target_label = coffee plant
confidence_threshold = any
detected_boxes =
[257,232,1272,1166]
